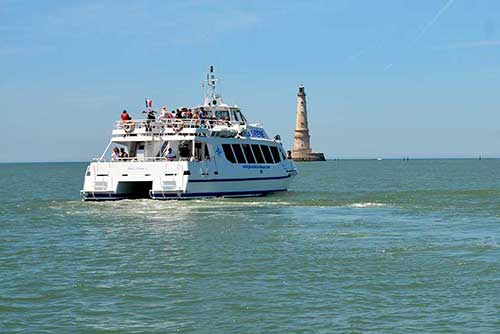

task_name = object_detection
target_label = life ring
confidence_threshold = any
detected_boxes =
[123,120,135,134]
[173,120,184,132]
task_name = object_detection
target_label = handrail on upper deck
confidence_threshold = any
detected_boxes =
[92,156,207,163]
[115,118,247,132]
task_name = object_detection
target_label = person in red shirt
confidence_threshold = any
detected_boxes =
[121,110,131,122]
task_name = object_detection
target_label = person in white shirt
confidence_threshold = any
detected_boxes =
[158,106,168,122]
[111,147,120,161]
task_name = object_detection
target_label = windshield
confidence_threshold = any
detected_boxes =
[215,110,230,120]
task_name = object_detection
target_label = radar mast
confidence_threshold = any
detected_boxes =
[203,65,224,106]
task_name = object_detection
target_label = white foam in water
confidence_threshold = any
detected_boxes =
[348,202,388,208]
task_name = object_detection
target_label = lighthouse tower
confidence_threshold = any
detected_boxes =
[291,86,326,161]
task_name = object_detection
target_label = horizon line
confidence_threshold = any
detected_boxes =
[1,157,499,164]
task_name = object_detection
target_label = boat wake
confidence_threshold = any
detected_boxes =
[347,202,389,208]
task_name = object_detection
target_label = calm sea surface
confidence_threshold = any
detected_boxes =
[1,160,499,333]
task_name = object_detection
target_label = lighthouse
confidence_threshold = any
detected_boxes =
[291,86,326,161]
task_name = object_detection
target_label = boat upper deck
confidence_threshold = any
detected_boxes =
[112,117,269,142]
[86,66,293,169]
[110,65,274,143]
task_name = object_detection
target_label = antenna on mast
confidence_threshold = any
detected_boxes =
[208,65,216,92]
[203,65,223,106]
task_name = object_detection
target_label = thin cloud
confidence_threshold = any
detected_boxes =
[383,0,454,71]
[409,0,454,48]
[347,35,385,63]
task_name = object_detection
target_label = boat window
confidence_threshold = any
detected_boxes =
[242,144,256,163]
[280,147,286,160]
[215,110,230,120]
[231,144,247,164]
[159,141,169,157]
[194,142,210,160]
[231,110,240,122]
[260,145,275,164]
[135,142,145,160]
[178,140,192,159]
[251,144,265,164]
[204,143,210,159]
[238,111,247,122]
[222,144,236,163]
[270,146,281,163]
[194,142,203,161]
[204,110,214,119]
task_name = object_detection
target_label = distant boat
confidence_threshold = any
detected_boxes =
[377,157,383,161]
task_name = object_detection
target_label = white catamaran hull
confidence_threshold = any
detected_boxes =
[81,158,296,201]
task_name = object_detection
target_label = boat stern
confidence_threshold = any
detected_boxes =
[81,160,190,201]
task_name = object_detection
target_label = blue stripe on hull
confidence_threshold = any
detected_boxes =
[82,189,287,201]
[150,189,287,200]
[188,174,292,183]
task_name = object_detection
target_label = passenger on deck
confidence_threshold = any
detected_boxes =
[158,106,168,122]
[143,109,157,120]
[119,147,129,158]
[207,113,216,127]
[142,109,157,131]
[175,109,183,119]
[166,148,176,161]
[121,110,131,122]
[111,147,120,160]
[168,110,175,119]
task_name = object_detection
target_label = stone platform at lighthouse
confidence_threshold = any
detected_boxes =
[291,86,326,162]
[292,151,326,161]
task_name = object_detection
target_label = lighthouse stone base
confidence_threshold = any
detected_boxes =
[291,152,326,161]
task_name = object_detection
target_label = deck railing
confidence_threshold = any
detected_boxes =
[92,156,195,163]
[116,118,245,132]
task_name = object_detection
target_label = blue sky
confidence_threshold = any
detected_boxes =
[1,0,500,161]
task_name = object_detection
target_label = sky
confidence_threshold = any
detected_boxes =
[1,0,500,162]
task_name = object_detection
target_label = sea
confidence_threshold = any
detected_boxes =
[1,160,499,333]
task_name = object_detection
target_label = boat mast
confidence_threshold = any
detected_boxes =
[203,65,222,106]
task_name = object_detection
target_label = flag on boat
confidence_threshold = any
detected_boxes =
[145,98,153,108]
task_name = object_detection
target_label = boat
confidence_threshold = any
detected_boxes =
[80,66,298,200]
